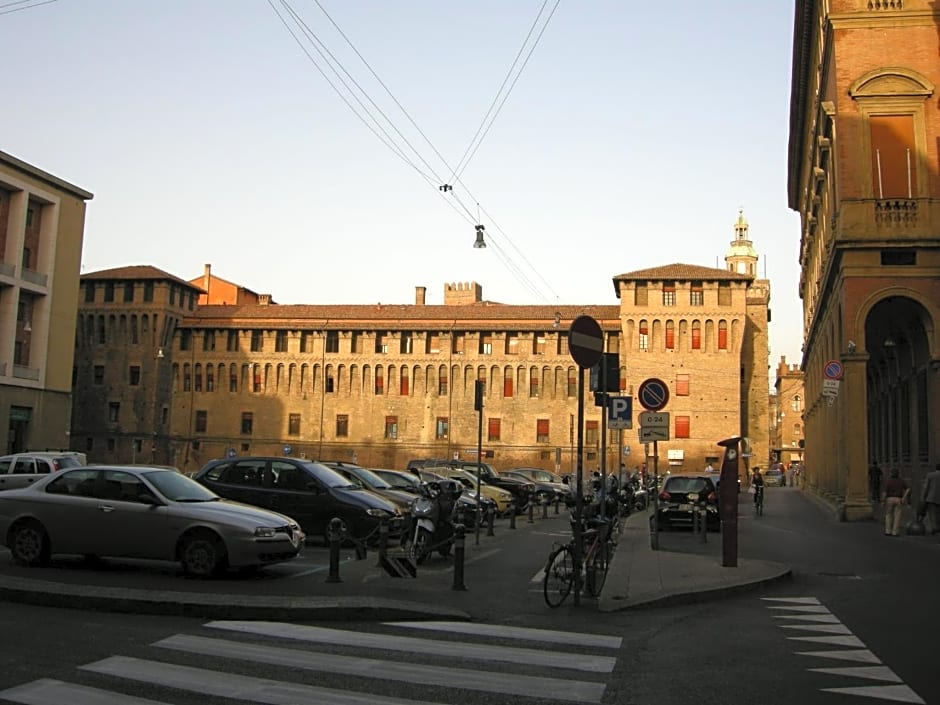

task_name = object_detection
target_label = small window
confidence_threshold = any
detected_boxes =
[488,418,501,442]
[180,330,192,351]
[691,321,702,350]
[93,366,105,385]
[436,417,449,440]
[104,283,115,302]
[639,321,649,351]
[665,321,675,350]
[385,415,398,439]
[108,402,120,422]
[506,333,519,355]
[676,374,690,396]
[400,369,409,396]
[690,282,703,306]
[400,331,413,354]
[143,281,154,302]
[326,331,339,353]
[529,370,539,397]
[195,410,207,433]
[288,413,301,435]
[129,366,140,385]
[585,420,599,446]
[241,412,253,435]
[479,333,493,355]
[336,414,349,438]
[676,415,691,439]
[503,370,513,398]
[438,368,448,396]
[124,282,135,302]
[275,330,288,353]
[662,283,676,306]
[203,330,216,351]
[718,282,731,306]
[375,368,384,395]
[718,321,728,350]
[227,330,239,352]
[84,283,95,303]
[375,332,387,354]
[536,418,550,443]
[251,331,263,352]
[634,283,648,306]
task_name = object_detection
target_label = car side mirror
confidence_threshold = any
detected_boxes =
[138,494,161,506]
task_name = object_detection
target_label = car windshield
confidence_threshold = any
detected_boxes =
[664,477,711,493]
[302,461,357,488]
[55,456,85,469]
[145,470,220,502]
[349,467,392,489]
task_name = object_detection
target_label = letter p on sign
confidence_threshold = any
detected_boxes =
[608,396,633,430]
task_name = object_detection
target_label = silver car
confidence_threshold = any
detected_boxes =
[0,465,305,576]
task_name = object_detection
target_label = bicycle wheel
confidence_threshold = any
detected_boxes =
[543,545,574,608]
[585,547,608,597]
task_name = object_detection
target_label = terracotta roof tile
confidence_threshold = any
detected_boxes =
[612,263,751,281]
[81,265,204,291]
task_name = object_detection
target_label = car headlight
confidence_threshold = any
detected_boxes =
[366,508,389,517]
[254,527,277,538]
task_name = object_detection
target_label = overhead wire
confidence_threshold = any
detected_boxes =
[0,0,58,17]
[270,0,561,301]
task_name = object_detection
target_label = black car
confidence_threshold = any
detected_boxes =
[655,474,721,531]
[192,457,403,545]
[500,468,570,503]
[411,459,534,512]
[322,463,416,515]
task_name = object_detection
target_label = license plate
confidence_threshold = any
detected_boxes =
[679,503,692,511]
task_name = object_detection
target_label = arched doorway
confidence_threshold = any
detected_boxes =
[865,296,935,489]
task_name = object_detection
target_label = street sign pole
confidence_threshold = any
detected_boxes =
[574,366,584,606]
[600,360,608,518]
[651,440,659,550]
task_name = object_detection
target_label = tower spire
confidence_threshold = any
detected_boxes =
[724,208,758,276]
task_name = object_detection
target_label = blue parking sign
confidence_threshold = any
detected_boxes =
[608,396,633,429]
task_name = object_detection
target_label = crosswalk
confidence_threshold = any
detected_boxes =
[763,596,926,704]
[0,620,623,705]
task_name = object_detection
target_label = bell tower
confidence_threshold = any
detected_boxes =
[724,209,758,277]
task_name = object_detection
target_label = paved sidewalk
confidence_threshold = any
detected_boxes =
[0,506,791,621]
[598,509,792,611]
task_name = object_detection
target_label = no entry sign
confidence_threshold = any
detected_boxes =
[568,315,603,368]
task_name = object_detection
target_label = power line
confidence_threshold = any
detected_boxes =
[0,0,58,17]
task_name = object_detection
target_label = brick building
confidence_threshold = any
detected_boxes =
[788,0,940,519]
[771,356,805,469]
[72,217,769,478]
[0,150,93,454]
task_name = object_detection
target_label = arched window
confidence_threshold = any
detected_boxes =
[718,321,728,350]
[791,395,803,412]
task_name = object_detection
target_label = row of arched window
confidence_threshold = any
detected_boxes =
[625,318,740,352]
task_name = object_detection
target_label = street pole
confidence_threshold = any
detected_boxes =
[651,439,660,550]
[574,367,585,606]
[474,380,484,546]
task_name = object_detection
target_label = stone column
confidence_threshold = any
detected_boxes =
[841,353,873,520]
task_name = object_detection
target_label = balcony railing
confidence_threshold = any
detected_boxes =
[875,199,917,225]
[0,261,14,278]
[21,267,48,288]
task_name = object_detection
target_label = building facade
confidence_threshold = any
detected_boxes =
[72,220,769,479]
[771,356,806,468]
[0,150,93,454]
[788,0,940,519]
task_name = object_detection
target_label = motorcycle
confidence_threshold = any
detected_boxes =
[402,479,463,564]
[631,477,649,511]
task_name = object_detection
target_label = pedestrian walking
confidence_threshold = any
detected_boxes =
[868,464,882,503]
[881,468,909,537]
[920,463,940,535]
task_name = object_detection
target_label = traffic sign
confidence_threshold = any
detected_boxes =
[608,396,633,430]
[822,379,840,396]
[637,378,670,411]
[640,427,669,442]
[568,315,604,368]
[824,360,843,380]
[640,411,669,428]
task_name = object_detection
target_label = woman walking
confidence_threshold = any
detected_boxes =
[882,468,909,537]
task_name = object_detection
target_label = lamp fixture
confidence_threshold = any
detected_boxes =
[473,224,486,249]
[846,340,856,354]
[552,312,561,329]
[23,322,31,333]
[156,347,165,359]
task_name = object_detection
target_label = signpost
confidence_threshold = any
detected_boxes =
[567,315,604,606]
[608,396,633,430]
[823,359,843,407]
[638,378,670,550]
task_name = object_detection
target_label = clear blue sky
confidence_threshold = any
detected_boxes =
[2,0,804,372]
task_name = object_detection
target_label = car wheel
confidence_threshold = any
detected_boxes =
[180,530,227,577]
[10,519,50,567]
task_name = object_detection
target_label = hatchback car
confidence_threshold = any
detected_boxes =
[763,466,786,487]
[192,457,403,545]
[656,474,721,531]
[500,467,571,504]
[0,465,304,576]
[0,451,87,475]
[321,463,416,516]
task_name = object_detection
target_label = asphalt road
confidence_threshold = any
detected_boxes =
[0,487,936,705]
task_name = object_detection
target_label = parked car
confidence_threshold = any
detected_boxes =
[421,466,512,515]
[321,462,415,516]
[191,456,403,545]
[0,465,304,576]
[656,474,721,531]
[371,468,422,493]
[0,451,87,475]
[500,467,571,503]
[764,466,786,487]
[410,459,533,512]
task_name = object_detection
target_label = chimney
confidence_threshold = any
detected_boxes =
[415,286,426,306]
[203,263,211,302]
[259,294,271,306]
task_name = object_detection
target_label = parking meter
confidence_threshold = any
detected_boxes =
[717,436,741,567]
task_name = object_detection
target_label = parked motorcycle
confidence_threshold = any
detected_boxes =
[402,479,463,564]
[631,476,649,511]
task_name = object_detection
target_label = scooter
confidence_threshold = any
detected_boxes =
[402,479,462,564]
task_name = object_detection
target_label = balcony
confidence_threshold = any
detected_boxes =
[13,364,40,381]
[0,261,14,278]
[21,267,48,288]
[875,199,917,226]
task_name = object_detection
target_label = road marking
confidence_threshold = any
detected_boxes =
[82,656,443,705]
[386,620,623,649]
[156,634,608,703]
[0,678,167,705]
[821,685,925,703]
[765,596,926,703]
[207,621,615,673]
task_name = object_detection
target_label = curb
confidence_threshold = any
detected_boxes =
[0,574,472,622]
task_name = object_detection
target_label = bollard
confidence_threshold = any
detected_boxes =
[509,502,517,529]
[700,502,708,544]
[486,506,495,536]
[555,498,560,515]
[542,496,549,519]
[376,515,389,567]
[452,523,467,591]
[528,498,535,524]
[326,517,343,583]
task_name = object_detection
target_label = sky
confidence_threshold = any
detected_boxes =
[2,0,804,373]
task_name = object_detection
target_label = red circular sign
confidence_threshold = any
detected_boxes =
[638,378,669,411]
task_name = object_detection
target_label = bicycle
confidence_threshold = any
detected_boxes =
[543,513,614,608]
[754,485,764,516]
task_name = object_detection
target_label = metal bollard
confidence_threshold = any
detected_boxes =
[700,502,708,544]
[528,498,535,524]
[542,496,549,519]
[452,523,467,591]
[486,506,495,536]
[326,517,343,583]
[555,498,560,515]
[509,502,517,529]
[376,515,389,567]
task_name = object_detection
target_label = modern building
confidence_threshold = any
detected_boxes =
[0,150,93,454]
[787,0,939,519]
[771,356,805,469]
[72,217,769,479]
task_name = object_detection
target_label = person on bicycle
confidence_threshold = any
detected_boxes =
[751,467,764,505]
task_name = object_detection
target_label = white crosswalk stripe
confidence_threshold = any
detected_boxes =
[763,596,926,704]
[0,620,619,705]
